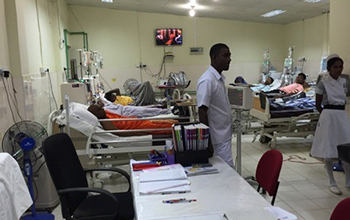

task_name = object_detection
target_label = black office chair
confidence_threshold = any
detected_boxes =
[337,143,350,164]
[42,133,134,220]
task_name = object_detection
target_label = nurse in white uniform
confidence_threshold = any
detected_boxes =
[311,54,350,195]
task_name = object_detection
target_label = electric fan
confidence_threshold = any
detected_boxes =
[2,121,54,220]
[123,78,139,94]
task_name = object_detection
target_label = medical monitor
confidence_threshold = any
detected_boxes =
[228,86,253,110]
[155,28,182,46]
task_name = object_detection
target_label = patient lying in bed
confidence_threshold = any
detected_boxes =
[100,94,172,117]
[263,73,308,99]
[233,76,275,92]
[88,104,175,135]
[105,88,134,106]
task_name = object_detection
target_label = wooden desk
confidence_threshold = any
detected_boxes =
[131,157,275,220]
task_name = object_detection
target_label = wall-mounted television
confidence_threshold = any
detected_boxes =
[155,28,182,46]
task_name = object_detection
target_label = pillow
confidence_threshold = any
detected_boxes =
[270,79,282,91]
[69,102,101,126]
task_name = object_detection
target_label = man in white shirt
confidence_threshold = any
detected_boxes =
[197,43,233,167]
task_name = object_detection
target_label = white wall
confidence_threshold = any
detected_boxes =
[0,0,68,144]
[330,0,350,73]
[68,6,287,91]
[285,14,329,81]
[0,0,12,143]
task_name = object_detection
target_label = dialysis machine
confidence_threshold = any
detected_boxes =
[261,49,272,83]
[280,46,295,87]
[228,86,253,175]
[61,50,104,104]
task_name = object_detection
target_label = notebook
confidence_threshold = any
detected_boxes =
[139,180,191,194]
[139,167,187,182]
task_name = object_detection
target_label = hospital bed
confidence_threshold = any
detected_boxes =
[230,75,284,133]
[250,93,319,148]
[48,102,191,166]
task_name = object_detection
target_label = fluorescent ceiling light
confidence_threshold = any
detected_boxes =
[189,9,196,17]
[102,0,113,3]
[304,0,324,3]
[261,10,286,18]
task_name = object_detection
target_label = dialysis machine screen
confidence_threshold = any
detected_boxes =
[228,86,253,110]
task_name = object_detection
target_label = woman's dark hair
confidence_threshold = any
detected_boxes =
[327,57,344,70]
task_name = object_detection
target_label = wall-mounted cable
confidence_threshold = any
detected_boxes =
[35,0,44,66]
[1,75,17,124]
[47,70,58,110]
[55,0,64,50]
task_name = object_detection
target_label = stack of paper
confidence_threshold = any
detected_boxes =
[139,165,191,195]
[184,166,219,177]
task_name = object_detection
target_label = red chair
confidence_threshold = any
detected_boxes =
[255,149,283,205]
[330,198,350,220]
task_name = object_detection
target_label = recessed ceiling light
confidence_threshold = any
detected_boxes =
[102,0,113,3]
[304,0,324,3]
[261,10,286,18]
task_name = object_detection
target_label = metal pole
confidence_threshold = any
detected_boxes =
[65,95,70,136]
[236,110,242,175]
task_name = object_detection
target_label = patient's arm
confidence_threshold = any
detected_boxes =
[315,94,323,113]
[106,88,121,96]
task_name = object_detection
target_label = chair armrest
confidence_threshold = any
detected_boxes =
[84,168,131,192]
[58,187,118,205]
[58,187,119,220]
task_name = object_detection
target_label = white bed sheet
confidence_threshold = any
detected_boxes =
[56,110,153,143]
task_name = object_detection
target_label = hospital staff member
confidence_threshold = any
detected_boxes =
[311,54,350,195]
[197,43,233,167]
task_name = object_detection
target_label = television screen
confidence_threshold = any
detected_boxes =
[155,28,182,46]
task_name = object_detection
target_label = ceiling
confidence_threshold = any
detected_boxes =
[66,0,330,24]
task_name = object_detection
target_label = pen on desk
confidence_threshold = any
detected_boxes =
[162,198,197,204]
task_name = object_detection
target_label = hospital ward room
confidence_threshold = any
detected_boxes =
[2,0,350,220]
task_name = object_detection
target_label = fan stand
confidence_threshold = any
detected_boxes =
[20,138,55,220]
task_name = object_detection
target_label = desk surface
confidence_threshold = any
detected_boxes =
[131,157,276,220]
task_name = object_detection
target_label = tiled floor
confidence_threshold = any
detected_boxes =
[51,135,349,220]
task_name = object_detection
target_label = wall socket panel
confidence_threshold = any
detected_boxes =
[40,67,49,74]
[136,63,147,68]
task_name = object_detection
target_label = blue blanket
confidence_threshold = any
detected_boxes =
[269,97,316,111]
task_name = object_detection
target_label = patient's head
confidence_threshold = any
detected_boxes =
[88,104,106,119]
[264,77,274,85]
[295,73,306,84]
[105,92,116,102]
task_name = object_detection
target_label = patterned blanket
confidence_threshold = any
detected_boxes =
[269,97,316,111]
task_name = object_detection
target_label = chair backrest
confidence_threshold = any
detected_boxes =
[255,149,283,196]
[337,144,350,164]
[330,198,350,220]
[42,133,88,215]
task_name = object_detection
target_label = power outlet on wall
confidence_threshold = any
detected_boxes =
[136,63,147,68]
[0,67,9,77]
[40,67,49,75]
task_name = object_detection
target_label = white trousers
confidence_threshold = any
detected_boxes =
[213,139,234,167]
